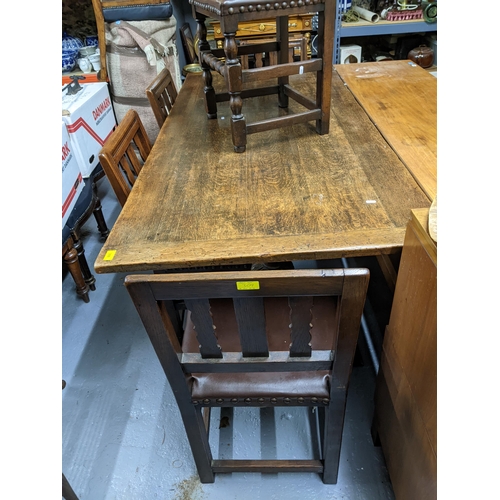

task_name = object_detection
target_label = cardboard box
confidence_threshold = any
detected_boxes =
[62,121,85,229]
[62,82,116,178]
[339,44,362,64]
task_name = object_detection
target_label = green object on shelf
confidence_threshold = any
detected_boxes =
[422,2,437,23]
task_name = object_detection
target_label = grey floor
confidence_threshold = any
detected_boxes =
[62,177,396,500]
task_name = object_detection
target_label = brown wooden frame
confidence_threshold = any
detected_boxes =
[91,0,166,81]
[179,22,198,65]
[98,109,152,207]
[190,0,334,152]
[145,67,179,129]
[125,268,369,484]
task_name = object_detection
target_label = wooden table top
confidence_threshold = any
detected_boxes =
[95,63,431,274]
[335,61,437,201]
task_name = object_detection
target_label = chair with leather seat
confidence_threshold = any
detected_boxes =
[125,268,369,484]
[190,0,334,153]
[98,108,152,208]
[146,67,178,129]
[62,167,109,303]
[91,0,174,83]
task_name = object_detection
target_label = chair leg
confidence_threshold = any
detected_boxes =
[71,231,96,291]
[276,16,289,109]
[91,188,109,239]
[179,404,215,483]
[315,0,333,136]
[223,32,246,153]
[196,15,217,119]
[63,244,90,303]
[62,473,79,500]
[321,388,349,484]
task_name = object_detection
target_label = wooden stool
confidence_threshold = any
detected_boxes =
[190,0,334,153]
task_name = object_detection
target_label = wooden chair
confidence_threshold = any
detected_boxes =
[190,0,334,152]
[98,109,152,207]
[91,0,173,82]
[63,168,109,303]
[125,268,369,484]
[145,67,179,129]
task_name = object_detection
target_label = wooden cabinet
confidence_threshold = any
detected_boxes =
[210,15,313,58]
[372,208,437,500]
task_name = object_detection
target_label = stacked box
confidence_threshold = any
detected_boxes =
[62,121,85,229]
[62,82,116,178]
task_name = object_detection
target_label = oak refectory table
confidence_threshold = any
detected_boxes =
[94,61,434,274]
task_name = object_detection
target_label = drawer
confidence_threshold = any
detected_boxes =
[211,15,313,39]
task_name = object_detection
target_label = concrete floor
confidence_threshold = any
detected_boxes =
[62,177,396,500]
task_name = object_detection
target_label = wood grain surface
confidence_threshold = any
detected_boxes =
[373,207,437,499]
[335,61,437,201]
[95,65,430,274]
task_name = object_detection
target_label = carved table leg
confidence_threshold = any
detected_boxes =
[224,32,246,153]
[71,231,96,291]
[196,15,217,119]
[63,243,90,303]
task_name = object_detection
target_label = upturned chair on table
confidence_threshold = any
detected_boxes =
[189,0,334,152]
[98,108,152,207]
[125,268,369,484]
[145,67,179,129]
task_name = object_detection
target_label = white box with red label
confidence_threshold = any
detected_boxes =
[62,121,85,229]
[62,82,116,178]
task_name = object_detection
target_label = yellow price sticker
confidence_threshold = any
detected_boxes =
[103,250,117,261]
[236,281,260,291]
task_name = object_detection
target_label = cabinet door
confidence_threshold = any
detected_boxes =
[374,209,437,500]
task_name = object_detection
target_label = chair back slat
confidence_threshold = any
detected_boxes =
[98,109,152,207]
[233,297,269,357]
[126,143,144,177]
[184,298,223,359]
[289,296,313,357]
[127,269,369,375]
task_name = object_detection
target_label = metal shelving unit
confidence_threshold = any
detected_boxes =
[333,2,437,63]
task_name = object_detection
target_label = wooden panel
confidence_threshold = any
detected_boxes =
[233,297,269,357]
[95,68,430,274]
[335,62,437,201]
[210,15,313,40]
[184,299,223,358]
[289,296,313,357]
[373,208,437,499]
[374,361,437,500]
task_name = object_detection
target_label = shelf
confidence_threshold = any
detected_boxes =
[339,19,436,37]
[62,71,101,85]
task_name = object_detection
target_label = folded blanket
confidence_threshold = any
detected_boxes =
[106,18,181,143]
